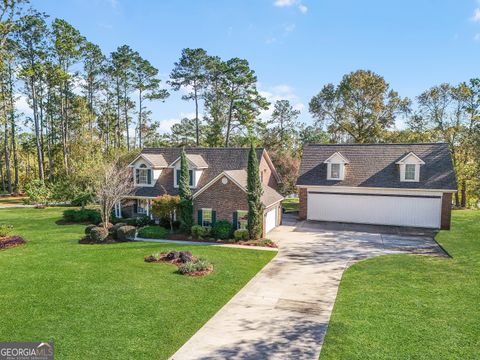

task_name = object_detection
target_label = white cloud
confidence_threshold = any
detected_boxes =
[284,23,296,33]
[15,94,32,117]
[273,0,308,14]
[158,112,195,134]
[474,33,480,41]
[106,0,118,8]
[259,84,304,121]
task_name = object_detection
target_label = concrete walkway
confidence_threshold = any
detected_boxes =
[171,221,444,360]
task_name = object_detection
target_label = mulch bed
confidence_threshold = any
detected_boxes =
[0,236,26,250]
[163,233,277,247]
[144,251,213,277]
[78,236,128,245]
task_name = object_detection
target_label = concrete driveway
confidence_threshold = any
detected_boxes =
[170,221,445,360]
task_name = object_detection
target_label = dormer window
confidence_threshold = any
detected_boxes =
[169,153,208,189]
[396,152,424,182]
[136,164,152,185]
[324,152,349,181]
[176,170,194,187]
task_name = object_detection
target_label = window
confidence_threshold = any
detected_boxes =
[176,169,194,187]
[202,209,212,228]
[137,199,148,214]
[136,164,151,185]
[330,163,340,179]
[405,164,416,180]
[237,210,248,229]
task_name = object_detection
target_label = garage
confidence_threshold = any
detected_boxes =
[307,191,442,228]
[264,206,278,233]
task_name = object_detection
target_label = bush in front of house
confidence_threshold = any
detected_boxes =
[233,229,249,241]
[63,208,101,224]
[90,227,109,243]
[98,222,113,230]
[178,257,212,275]
[85,224,97,235]
[191,224,208,239]
[117,225,136,242]
[110,223,127,239]
[0,224,14,237]
[211,220,232,240]
[137,226,169,239]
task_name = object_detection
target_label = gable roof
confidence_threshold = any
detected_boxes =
[324,152,350,163]
[129,153,168,168]
[297,143,457,190]
[169,154,209,168]
[130,147,279,197]
[395,152,425,165]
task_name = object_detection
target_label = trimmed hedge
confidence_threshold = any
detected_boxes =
[233,229,249,241]
[211,220,232,240]
[191,225,207,239]
[90,227,109,243]
[63,209,101,224]
[117,225,136,242]
[137,226,169,239]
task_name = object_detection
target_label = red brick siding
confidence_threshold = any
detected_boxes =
[259,154,279,190]
[441,192,453,230]
[193,177,248,224]
[298,188,307,220]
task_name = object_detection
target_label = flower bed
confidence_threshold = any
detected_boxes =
[144,251,213,276]
[0,236,26,250]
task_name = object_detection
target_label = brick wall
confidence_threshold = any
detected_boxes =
[298,188,307,220]
[193,176,248,224]
[259,154,279,190]
[441,192,453,230]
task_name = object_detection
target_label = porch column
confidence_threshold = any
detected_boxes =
[115,202,122,218]
[147,199,153,220]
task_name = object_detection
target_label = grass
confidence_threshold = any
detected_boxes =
[282,197,299,213]
[321,210,480,360]
[137,225,170,239]
[0,207,275,359]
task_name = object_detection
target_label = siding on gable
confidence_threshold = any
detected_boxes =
[259,154,279,190]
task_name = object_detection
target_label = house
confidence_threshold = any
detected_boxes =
[116,147,284,237]
[297,143,457,230]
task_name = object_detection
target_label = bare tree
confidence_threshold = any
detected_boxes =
[96,159,133,230]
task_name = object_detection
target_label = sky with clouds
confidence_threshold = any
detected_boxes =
[31,0,480,133]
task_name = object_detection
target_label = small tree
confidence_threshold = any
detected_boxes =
[96,159,134,230]
[178,148,194,233]
[24,179,52,207]
[247,143,264,239]
[151,195,180,232]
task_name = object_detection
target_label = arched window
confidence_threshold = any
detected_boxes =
[136,164,151,185]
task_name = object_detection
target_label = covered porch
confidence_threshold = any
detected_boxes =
[115,197,154,219]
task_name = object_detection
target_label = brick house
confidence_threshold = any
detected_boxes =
[297,143,457,230]
[116,147,284,237]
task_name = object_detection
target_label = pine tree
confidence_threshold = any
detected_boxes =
[178,147,193,233]
[247,143,264,239]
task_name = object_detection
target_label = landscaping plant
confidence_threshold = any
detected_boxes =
[116,225,136,242]
[191,224,207,239]
[247,143,264,239]
[211,220,232,240]
[90,227,109,243]
[152,195,180,232]
[0,224,14,237]
[137,226,169,239]
[178,148,194,233]
[233,229,249,241]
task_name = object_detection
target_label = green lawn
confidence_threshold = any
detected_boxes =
[321,210,480,360]
[0,207,275,359]
[282,197,299,213]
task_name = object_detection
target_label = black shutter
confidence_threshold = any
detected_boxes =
[232,211,238,229]
[135,169,139,184]
[212,210,217,224]
[197,209,203,225]
[189,170,193,186]
[176,170,181,186]
[147,169,152,184]
[133,200,138,214]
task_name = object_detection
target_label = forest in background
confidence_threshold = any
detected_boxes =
[0,1,479,207]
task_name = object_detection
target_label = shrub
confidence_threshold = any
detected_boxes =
[110,223,127,239]
[0,224,14,237]
[90,227,109,243]
[117,225,136,242]
[211,220,232,240]
[24,179,52,206]
[98,222,113,230]
[84,224,97,235]
[233,229,249,241]
[256,239,276,247]
[191,225,207,239]
[135,215,153,227]
[137,226,169,239]
[178,257,212,275]
[63,208,101,223]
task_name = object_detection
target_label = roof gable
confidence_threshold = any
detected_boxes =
[324,152,349,164]
[168,154,209,169]
[395,152,425,165]
[129,153,167,168]
[297,143,457,191]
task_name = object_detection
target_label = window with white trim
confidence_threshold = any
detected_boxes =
[405,164,416,181]
[202,208,212,228]
[330,163,341,179]
[137,199,148,214]
[237,210,248,230]
[136,164,151,185]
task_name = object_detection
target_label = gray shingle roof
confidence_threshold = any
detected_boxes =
[142,153,168,168]
[297,143,457,190]
[224,170,284,207]
[130,147,267,197]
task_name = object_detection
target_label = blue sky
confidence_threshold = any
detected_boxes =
[32,0,480,132]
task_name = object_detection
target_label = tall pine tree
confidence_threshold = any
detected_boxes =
[247,143,263,239]
[178,147,193,233]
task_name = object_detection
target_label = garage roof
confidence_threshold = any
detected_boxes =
[297,143,457,190]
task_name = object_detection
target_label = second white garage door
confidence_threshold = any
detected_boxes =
[307,191,442,228]
[265,207,277,233]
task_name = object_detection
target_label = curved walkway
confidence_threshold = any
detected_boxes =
[171,221,444,360]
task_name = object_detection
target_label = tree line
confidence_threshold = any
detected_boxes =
[0,1,479,208]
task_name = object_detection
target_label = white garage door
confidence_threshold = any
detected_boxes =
[265,207,277,233]
[307,192,442,228]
